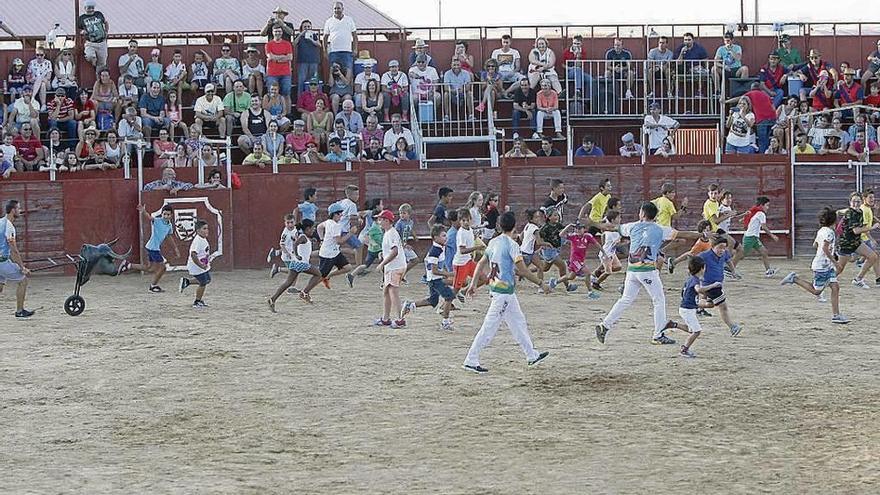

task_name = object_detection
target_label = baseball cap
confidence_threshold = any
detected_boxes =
[55,87,66,95]
[621,132,635,143]
[388,59,400,67]
[204,83,216,92]
[293,119,305,126]
[328,203,345,215]
[374,210,395,222]
[415,54,427,63]
[84,0,96,7]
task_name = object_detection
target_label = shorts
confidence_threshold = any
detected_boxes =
[453,260,476,290]
[383,267,405,288]
[742,236,763,255]
[84,40,108,66]
[319,253,349,277]
[403,246,418,262]
[706,286,726,306]
[678,307,703,333]
[725,143,755,154]
[865,238,878,252]
[192,272,212,286]
[567,258,586,277]
[146,249,164,263]
[344,234,363,249]
[521,251,535,267]
[0,260,26,283]
[363,250,381,268]
[191,79,209,90]
[812,269,838,291]
[588,226,601,236]
[838,243,860,256]
[426,278,455,307]
[286,260,312,273]
[328,51,354,71]
[540,247,560,263]
[715,229,741,249]
[265,75,292,96]
[163,80,192,92]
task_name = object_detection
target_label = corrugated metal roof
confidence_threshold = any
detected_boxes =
[1,0,403,39]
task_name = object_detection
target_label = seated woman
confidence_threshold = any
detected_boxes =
[152,128,176,167]
[534,78,563,139]
[527,37,562,93]
[386,136,416,163]
[278,144,300,164]
[169,143,190,168]
[818,133,845,155]
[503,136,537,157]
[477,59,503,117]
[75,128,114,170]
[724,97,756,154]
[327,62,353,114]
[194,167,226,189]
[45,128,71,160]
[453,41,475,74]
[653,137,677,157]
[73,89,96,138]
[183,125,204,161]
[195,144,219,170]
[91,69,118,128]
[764,135,788,155]
[262,82,291,132]
[306,98,333,149]
[359,79,384,120]
[243,141,272,168]
[260,120,286,162]
[52,49,78,99]
[102,130,123,167]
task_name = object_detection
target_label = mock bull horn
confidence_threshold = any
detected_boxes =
[107,246,132,260]
[106,237,119,247]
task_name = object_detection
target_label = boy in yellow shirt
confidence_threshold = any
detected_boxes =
[651,182,688,228]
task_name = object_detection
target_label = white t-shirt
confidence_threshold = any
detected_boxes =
[187,235,210,275]
[0,144,17,161]
[323,15,357,53]
[336,198,358,232]
[745,211,766,237]
[354,71,380,90]
[643,114,678,149]
[600,230,621,260]
[811,226,835,271]
[118,53,145,78]
[727,111,754,147]
[194,95,225,116]
[717,204,733,232]
[520,222,539,253]
[382,228,407,271]
[319,219,343,258]
[279,227,297,262]
[382,127,414,150]
[409,66,440,97]
[454,226,475,266]
[491,48,521,73]
[296,235,312,263]
[380,71,409,88]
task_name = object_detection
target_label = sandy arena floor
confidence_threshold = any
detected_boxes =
[2,258,879,493]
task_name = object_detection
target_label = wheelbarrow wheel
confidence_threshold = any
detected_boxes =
[64,295,86,316]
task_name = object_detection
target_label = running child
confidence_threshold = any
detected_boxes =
[482,193,501,242]
[553,221,605,299]
[462,211,550,373]
[267,187,318,263]
[179,220,212,308]
[857,189,880,285]
[401,225,457,331]
[120,204,179,293]
[519,208,544,273]
[395,203,421,278]
[452,208,482,296]
[578,178,612,233]
[300,203,358,301]
[667,220,712,274]
[672,256,723,358]
[592,210,623,291]
[835,191,879,288]
[780,207,850,323]
[539,207,575,291]
[267,219,322,312]
[373,210,408,328]
[714,189,745,275]
[443,209,460,272]
[696,236,743,336]
[732,196,779,277]
[347,202,384,285]
[652,182,689,228]
[335,185,364,266]
[269,213,300,278]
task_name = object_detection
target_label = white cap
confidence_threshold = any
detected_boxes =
[84,0,97,7]
[204,83,216,92]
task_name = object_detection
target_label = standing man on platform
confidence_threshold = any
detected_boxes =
[261,6,295,41]
[323,1,358,82]
[77,0,110,75]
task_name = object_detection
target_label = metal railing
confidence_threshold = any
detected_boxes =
[564,59,724,118]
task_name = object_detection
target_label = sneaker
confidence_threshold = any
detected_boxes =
[400,300,416,319]
[269,264,280,278]
[391,319,406,329]
[765,268,778,278]
[148,285,164,293]
[346,273,355,288]
[192,300,208,308]
[441,318,455,331]
[727,270,743,280]
[117,260,131,275]
[456,292,466,303]
[831,314,850,324]
[696,308,712,317]
[651,334,676,345]
[679,345,696,358]
[625,89,634,99]
[374,318,392,326]
[554,132,565,140]
[528,351,550,366]
[587,291,600,300]
[286,286,301,294]
[780,272,798,286]
[179,277,191,293]
[566,284,579,292]
[817,293,828,303]
[299,291,312,304]
[267,297,276,313]
[592,281,603,291]
[663,320,679,331]
[266,247,275,263]
[322,278,331,289]
[852,278,871,289]
[14,309,35,318]
[666,257,674,274]
[463,364,489,374]
[730,323,743,337]
[595,324,609,344]
[876,277,880,288]
[548,277,558,290]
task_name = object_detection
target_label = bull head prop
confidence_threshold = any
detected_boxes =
[79,238,132,285]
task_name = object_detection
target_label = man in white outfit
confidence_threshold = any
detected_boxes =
[595,201,679,345]
[463,211,550,373]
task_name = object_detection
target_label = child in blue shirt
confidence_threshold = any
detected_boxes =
[697,236,743,337]
[672,256,721,358]
[444,210,460,272]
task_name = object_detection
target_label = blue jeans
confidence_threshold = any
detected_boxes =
[49,119,78,141]
[725,143,755,154]
[266,75,292,96]
[566,67,594,96]
[329,51,353,75]
[756,119,774,153]
[512,109,537,133]
[297,62,319,95]
[769,88,784,108]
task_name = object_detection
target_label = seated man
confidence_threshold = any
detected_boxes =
[335,99,364,134]
[574,134,604,156]
[286,119,315,153]
[329,118,361,156]
[193,83,227,138]
[713,32,749,95]
[673,33,710,95]
[6,86,41,136]
[117,39,146,87]
[647,36,674,98]
[775,34,803,72]
[382,113,414,152]
[791,49,837,102]
[861,39,880,85]
[562,35,593,98]
[835,68,863,120]
[618,132,643,157]
[47,87,78,142]
[138,81,170,140]
[409,55,441,113]
[296,76,330,120]
[491,34,524,95]
[605,38,635,99]
[757,52,788,108]
[442,59,473,120]
[238,95,270,154]
[242,141,273,168]
[408,38,435,68]
[223,79,252,134]
[380,60,409,120]
[848,113,877,142]
[12,124,45,171]
[848,128,880,161]
[643,102,679,154]
[143,167,193,193]
[511,78,536,137]
[324,137,355,162]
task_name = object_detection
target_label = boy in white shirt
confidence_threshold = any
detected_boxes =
[732,196,779,277]
[300,203,357,301]
[179,220,212,308]
[453,208,483,296]
[374,210,407,328]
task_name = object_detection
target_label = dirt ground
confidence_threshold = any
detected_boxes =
[2,257,879,494]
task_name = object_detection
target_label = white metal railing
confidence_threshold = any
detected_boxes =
[564,59,723,118]
[410,80,498,167]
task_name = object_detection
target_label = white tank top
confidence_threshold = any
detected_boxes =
[296,235,312,262]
